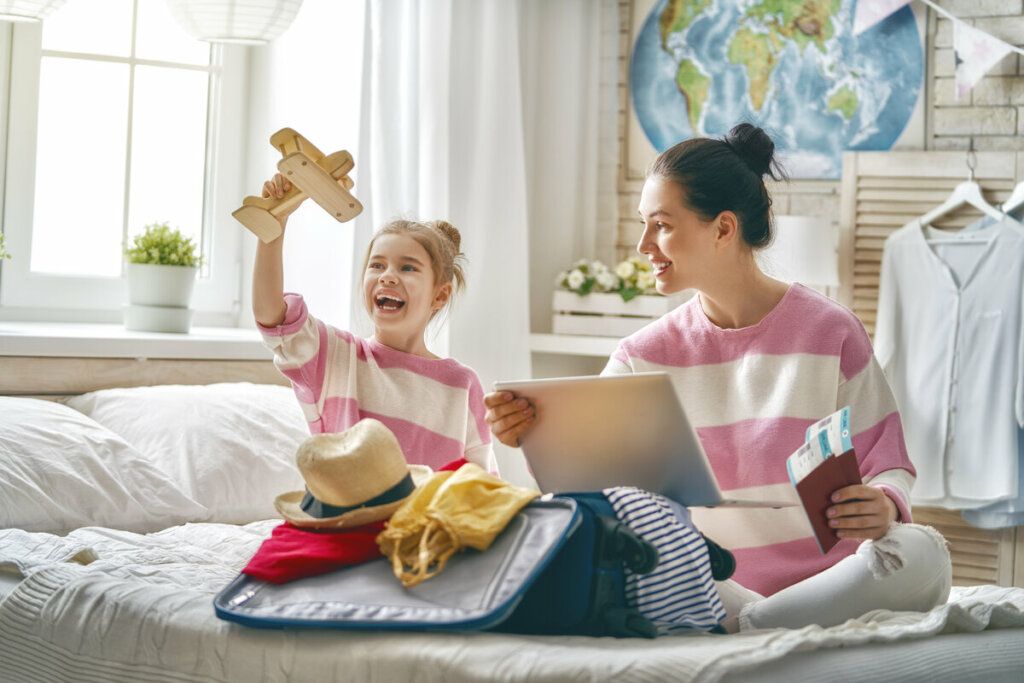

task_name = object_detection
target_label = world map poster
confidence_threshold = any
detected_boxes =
[627,0,925,179]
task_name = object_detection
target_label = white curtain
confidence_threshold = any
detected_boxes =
[519,0,621,333]
[352,0,530,483]
[351,0,619,485]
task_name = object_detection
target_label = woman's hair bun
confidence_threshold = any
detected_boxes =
[432,220,461,252]
[725,123,783,180]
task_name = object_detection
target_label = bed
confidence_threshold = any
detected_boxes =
[1,357,1023,683]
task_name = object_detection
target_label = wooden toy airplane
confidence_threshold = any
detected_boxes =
[233,128,363,242]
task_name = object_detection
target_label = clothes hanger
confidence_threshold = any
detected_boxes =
[921,145,1004,244]
[1001,180,1024,215]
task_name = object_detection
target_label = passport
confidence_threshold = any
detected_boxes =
[787,407,862,553]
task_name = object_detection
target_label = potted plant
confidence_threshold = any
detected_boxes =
[123,222,202,333]
[0,233,11,261]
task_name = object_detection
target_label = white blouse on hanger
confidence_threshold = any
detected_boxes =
[874,215,1024,509]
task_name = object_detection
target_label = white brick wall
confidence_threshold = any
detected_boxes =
[942,0,1023,17]
[928,3,1023,148]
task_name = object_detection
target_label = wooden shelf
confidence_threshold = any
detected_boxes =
[529,333,618,357]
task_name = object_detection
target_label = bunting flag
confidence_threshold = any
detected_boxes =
[853,0,912,36]
[953,20,1016,100]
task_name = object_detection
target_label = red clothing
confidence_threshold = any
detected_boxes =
[440,457,470,472]
[242,520,386,584]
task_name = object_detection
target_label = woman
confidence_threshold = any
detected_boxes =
[486,123,951,632]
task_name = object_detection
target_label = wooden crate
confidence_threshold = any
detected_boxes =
[551,290,680,337]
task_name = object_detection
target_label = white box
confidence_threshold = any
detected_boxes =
[551,291,688,337]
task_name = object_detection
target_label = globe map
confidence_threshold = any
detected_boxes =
[630,0,923,179]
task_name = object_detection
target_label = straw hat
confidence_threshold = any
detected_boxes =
[275,419,431,529]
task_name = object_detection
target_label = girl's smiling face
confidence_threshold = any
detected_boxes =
[636,176,717,295]
[363,233,450,356]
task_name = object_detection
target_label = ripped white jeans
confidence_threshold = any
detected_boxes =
[715,523,953,631]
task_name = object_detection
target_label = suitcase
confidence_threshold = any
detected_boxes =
[496,492,659,637]
[215,494,732,637]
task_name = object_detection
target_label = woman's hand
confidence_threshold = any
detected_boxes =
[826,485,898,541]
[484,391,535,448]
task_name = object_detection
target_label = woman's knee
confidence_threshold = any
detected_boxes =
[858,523,952,609]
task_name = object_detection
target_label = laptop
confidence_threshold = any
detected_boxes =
[493,372,793,508]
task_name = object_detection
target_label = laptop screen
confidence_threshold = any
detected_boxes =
[493,372,726,506]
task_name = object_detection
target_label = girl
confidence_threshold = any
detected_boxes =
[254,173,496,474]
[485,123,951,632]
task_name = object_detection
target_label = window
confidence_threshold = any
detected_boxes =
[0,0,249,325]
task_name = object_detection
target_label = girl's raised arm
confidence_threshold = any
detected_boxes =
[252,174,302,327]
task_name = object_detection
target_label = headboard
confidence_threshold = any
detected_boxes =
[837,150,1024,337]
[837,150,1024,588]
[0,356,288,400]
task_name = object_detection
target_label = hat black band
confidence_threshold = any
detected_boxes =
[299,472,416,519]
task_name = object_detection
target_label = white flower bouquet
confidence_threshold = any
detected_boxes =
[555,256,659,302]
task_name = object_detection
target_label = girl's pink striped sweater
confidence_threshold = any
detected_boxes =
[258,294,496,473]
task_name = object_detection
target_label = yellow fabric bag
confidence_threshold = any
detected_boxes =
[377,463,540,587]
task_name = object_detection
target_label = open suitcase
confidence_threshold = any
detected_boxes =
[215,494,732,637]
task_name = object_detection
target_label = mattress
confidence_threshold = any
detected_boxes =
[2,520,1023,683]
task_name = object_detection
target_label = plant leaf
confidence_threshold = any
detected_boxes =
[619,287,640,302]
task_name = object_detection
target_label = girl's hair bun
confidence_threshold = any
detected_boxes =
[725,122,783,180]
[432,220,461,252]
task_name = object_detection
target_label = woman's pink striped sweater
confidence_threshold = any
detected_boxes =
[604,284,915,596]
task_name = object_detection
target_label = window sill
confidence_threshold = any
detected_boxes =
[0,322,268,360]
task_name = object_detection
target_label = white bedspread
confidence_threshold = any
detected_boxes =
[1,522,1023,683]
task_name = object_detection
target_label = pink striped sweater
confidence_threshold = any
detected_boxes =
[258,294,496,473]
[603,284,915,596]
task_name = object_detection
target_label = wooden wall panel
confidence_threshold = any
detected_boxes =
[914,507,1018,587]
[841,151,1024,588]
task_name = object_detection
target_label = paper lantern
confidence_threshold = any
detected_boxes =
[0,0,67,22]
[165,0,303,45]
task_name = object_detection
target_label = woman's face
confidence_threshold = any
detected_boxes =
[636,176,716,295]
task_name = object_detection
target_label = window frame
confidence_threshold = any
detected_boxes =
[0,17,250,326]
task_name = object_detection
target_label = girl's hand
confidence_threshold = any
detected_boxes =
[826,485,898,541]
[261,173,303,227]
[484,391,535,448]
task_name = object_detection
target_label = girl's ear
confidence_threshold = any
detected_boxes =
[432,282,453,311]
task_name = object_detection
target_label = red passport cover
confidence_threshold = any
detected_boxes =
[794,449,862,554]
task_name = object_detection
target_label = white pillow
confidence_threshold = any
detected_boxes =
[0,397,209,534]
[65,383,309,524]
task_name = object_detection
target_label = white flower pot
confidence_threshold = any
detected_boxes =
[126,263,198,306]
[124,263,198,333]
[123,304,194,334]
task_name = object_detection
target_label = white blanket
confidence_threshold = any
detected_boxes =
[1,522,1023,683]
